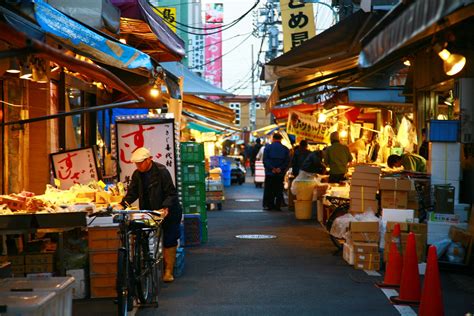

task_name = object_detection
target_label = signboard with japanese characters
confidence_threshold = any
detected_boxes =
[50,147,99,189]
[286,111,329,143]
[280,0,315,52]
[116,119,177,185]
[154,7,177,33]
[204,23,222,88]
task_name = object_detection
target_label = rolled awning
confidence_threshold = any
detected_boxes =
[271,102,322,120]
[182,95,235,124]
[359,0,474,68]
[183,111,241,133]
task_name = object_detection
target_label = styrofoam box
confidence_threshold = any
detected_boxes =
[454,203,471,222]
[430,160,462,181]
[0,277,74,316]
[343,242,354,265]
[0,291,56,316]
[431,142,461,161]
[431,179,460,202]
[87,215,118,227]
[66,269,87,299]
[381,209,414,223]
[427,221,468,244]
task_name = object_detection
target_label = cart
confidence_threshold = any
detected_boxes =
[206,178,224,210]
[254,160,265,188]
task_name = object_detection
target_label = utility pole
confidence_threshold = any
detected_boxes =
[250,44,256,131]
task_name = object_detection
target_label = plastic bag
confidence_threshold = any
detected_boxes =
[432,238,452,258]
[330,213,355,239]
[446,242,465,264]
[290,170,317,199]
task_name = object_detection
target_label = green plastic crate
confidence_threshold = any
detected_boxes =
[182,201,206,215]
[181,142,204,162]
[181,182,206,204]
[181,163,206,183]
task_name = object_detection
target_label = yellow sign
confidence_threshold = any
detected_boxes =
[287,111,329,143]
[154,7,177,33]
[280,0,315,52]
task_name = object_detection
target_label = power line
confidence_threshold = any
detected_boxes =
[185,32,252,54]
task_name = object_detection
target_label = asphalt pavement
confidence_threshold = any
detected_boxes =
[74,173,474,316]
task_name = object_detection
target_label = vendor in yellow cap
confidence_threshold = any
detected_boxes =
[387,153,427,173]
[118,147,182,283]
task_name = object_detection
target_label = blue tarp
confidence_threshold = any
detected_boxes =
[34,0,154,71]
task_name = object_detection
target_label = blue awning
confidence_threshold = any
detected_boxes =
[33,0,154,72]
[161,62,233,96]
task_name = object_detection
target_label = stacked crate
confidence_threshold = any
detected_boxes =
[383,222,427,263]
[87,226,120,298]
[180,142,207,244]
[379,178,412,209]
[350,221,381,271]
[349,165,381,214]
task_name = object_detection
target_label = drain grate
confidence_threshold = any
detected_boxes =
[235,234,277,239]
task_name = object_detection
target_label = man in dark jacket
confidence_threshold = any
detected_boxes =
[263,133,290,211]
[119,147,182,283]
[291,140,311,177]
[250,138,262,176]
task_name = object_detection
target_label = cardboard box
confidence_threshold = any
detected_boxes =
[409,223,427,235]
[353,242,379,254]
[350,199,378,213]
[343,242,354,265]
[351,178,379,187]
[386,221,409,232]
[351,232,380,243]
[351,172,381,182]
[449,226,472,249]
[379,178,412,191]
[350,221,379,233]
[354,253,380,263]
[354,261,380,271]
[381,190,408,209]
[354,165,382,174]
[349,185,378,200]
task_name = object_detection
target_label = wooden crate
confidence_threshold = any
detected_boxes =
[90,274,117,298]
[88,227,120,251]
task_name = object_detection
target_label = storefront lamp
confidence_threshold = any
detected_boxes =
[6,58,20,73]
[150,84,160,98]
[434,44,466,76]
[403,59,411,66]
[19,62,32,79]
[317,112,327,123]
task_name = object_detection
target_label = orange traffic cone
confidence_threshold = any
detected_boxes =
[419,245,444,316]
[390,232,421,305]
[376,223,403,288]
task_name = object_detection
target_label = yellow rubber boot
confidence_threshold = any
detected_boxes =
[163,246,177,283]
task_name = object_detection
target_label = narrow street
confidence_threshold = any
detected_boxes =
[74,174,474,316]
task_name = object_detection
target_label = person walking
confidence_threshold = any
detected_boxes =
[250,138,263,176]
[387,152,427,172]
[118,147,182,283]
[291,140,311,177]
[263,133,290,211]
[323,131,353,183]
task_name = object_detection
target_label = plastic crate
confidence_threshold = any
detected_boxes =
[0,291,56,316]
[182,201,206,214]
[181,142,204,162]
[181,163,206,183]
[183,214,201,247]
[429,120,460,142]
[181,182,206,204]
[0,277,75,316]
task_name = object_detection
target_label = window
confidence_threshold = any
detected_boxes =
[230,102,241,126]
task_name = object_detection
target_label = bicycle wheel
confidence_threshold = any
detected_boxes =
[116,248,129,316]
[134,230,155,304]
[151,228,164,304]
[325,205,349,250]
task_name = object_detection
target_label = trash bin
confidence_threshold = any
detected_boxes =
[0,277,75,316]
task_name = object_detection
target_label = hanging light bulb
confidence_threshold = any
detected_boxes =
[317,112,327,123]
[403,59,411,66]
[6,58,20,74]
[119,38,127,44]
[150,84,160,98]
[434,43,466,76]
[20,61,33,79]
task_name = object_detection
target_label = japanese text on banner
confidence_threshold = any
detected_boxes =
[286,111,329,143]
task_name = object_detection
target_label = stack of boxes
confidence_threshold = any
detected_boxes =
[379,178,412,210]
[180,142,207,245]
[343,221,380,271]
[349,165,381,214]
[383,221,427,263]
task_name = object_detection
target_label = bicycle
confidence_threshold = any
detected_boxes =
[323,195,351,251]
[111,209,165,315]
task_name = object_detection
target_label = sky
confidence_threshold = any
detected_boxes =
[201,0,336,97]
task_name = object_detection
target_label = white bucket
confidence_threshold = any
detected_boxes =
[294,200,313,220]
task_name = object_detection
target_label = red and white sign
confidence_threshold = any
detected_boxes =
[51,147,99,189]
[204,23,222,88]
[116,120,176,185]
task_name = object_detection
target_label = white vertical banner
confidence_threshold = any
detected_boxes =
[116,119,177,185]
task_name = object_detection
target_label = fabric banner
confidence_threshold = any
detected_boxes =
[204,23,222,88]
[279,0,315,52]
[34,0,153,71]
[286,111,329,143]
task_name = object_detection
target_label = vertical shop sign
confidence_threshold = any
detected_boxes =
[189,34,204,73]
[204,3,223,88]
[50,147,99,189]
[154,7,177,33]
[116,120,176,185]
[204,24,222,88]
[279,0,315,52]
